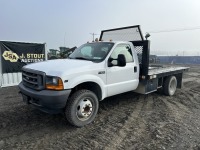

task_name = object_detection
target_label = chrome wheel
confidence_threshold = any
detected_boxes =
[164,76,177,96]
[76,98,93,121]
[169,77,177,95]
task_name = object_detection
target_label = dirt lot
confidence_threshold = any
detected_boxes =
[0,65,200,150]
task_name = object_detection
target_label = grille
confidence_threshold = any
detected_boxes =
[22,68,45,90]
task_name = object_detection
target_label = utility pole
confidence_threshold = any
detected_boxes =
[64,32,66,46]
[90,33,98,42]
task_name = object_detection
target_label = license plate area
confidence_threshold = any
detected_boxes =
[22,94,30,104]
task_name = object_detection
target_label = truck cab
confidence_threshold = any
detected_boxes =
[19,41,139,127]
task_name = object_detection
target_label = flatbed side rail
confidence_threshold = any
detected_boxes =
[148,66,189,76]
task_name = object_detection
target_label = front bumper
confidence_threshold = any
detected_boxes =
[18,82,71,114]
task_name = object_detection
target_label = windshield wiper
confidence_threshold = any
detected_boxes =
[73,57,91,61]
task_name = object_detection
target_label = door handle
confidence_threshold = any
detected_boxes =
[134,66,137,72]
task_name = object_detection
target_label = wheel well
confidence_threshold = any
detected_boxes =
[70,82,102,100]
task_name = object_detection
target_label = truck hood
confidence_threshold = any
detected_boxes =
[24,59,101,76]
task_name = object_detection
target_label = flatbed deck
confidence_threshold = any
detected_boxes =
[148,66,189,76]
[135,66,189,94]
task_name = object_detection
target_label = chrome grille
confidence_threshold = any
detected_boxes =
[22,68,45,90]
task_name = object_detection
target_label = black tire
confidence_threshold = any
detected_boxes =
[163,76,177,96]
[65,90,99,127]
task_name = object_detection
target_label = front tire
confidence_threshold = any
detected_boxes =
[163,76,177,96]
[65,90,99,127]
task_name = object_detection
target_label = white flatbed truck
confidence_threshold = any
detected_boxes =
[19,25,189,127]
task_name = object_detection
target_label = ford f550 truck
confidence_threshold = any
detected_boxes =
[19,25,189,127]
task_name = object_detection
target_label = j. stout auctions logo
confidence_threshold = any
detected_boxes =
[2,50,44,63]
[2,51,19,62]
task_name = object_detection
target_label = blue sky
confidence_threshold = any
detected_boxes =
[1,0,200,55]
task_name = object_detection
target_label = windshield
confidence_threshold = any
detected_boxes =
[69,42,114,62]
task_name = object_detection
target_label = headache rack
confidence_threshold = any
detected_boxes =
[22,68,46,90]
[99,25,150,77]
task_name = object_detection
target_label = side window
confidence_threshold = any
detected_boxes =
[110,44,133,64]
[80,46,92,57]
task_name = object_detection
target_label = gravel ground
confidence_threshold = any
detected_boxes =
[0,65,200,150]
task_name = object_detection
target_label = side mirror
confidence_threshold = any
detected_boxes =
[108,54,126,67]
[117,54,126,67]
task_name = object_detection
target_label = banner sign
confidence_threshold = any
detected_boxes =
[0,41,45,73]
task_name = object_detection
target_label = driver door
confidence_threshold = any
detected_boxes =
[106,44,139,97]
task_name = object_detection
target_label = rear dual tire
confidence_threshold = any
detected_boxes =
[163,76,177,96]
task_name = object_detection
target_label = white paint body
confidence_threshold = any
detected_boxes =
[24,42,140,100]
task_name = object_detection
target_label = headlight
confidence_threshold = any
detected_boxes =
[45,76,64,90]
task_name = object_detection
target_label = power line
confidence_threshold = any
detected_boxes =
[149,26,200,33]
